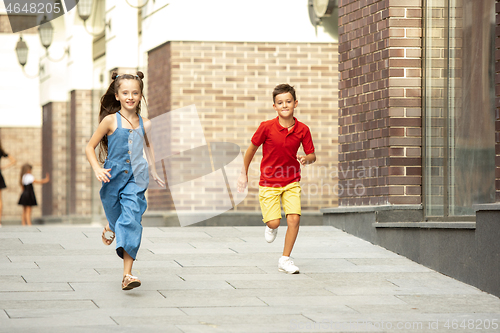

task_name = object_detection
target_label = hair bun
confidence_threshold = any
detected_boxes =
[136,71,144,80]
[111,72,119,80]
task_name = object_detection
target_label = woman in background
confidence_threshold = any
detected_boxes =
[0,139,16,226]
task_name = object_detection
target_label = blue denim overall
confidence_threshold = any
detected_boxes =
[100,112,149,260]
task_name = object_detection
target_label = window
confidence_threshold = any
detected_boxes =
[424,0,495,219]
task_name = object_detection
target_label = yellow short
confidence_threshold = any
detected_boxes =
[258,182,301,223]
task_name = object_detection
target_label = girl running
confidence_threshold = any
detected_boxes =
[85,71,164,290]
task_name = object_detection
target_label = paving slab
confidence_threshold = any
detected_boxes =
[0,225,499,333]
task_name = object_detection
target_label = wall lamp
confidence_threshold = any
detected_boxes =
[125,0,150,9]
[15,16,68,77]
[77,0,111,36]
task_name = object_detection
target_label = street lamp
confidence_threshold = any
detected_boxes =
[77,0,110,36]
[77,0,93,22]
[38,16,54,49]
[15,36,28,67]
[125,0,150,9]
[37,15,69,62]
[15,36,42,78]
[15,15,68,75]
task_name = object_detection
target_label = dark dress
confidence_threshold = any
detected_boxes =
[18,174,37,206]
[0,149,8,189]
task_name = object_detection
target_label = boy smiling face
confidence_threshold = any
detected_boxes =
[273,92,298,120]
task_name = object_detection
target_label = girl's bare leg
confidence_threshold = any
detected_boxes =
[121,250,141,290]
[283,214,300,257]
[21,206,26,226]
[0,192,3,226]
[123,250,134,276]
[26,206,32,226]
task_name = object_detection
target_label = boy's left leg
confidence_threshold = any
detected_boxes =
[279,183,301,274]
[283,214,300,257]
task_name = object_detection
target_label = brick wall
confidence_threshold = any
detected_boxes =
[42,101,69,216]
[338,0,422,206]
[147,42,175,210]
[0,14,37,34]
[148,41,339,212]
[0,127,41,221]
[69,90,94,217]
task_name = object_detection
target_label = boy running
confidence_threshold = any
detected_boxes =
[237,83,316,274]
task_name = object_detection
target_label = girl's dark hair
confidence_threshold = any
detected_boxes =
[97,71,146,163]
[20,163,32,186]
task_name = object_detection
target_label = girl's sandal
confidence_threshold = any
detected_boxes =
[122,274,141,290]
[101,225,115,246]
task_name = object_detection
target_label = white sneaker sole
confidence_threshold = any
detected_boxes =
[278,268,299,274]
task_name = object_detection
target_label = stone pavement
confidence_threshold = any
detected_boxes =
[0,225,499,333]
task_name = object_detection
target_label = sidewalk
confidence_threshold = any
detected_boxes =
[0,225,499,333]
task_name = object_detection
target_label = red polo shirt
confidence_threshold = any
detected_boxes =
[251,117,315,187]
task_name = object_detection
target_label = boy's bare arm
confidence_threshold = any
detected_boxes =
[241,143,258,175]
[237,143,258,192]
[297,152,316,165]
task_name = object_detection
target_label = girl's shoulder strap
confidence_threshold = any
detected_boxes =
[116,112,122,128]
[139,115,145,136]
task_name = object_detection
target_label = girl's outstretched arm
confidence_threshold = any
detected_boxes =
[86,115,113,183]
[33,173,50,184]
[1,155,16,170]
[143,118,165,187]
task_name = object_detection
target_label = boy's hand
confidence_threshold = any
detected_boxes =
[151,171,166,187]
[237,174,248,193]
[95,168,112,183]
[297,154,307,165]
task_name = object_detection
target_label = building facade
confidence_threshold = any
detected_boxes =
[0,12,42,222]
[1,0,339,223]
[324,0,499,297]
[1,0,499,296]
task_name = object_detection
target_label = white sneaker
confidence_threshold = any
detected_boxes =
[278,257,299,274]
[264,225,278,243]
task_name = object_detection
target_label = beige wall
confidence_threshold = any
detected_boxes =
[148,41,339,212]
[0,127,42,222]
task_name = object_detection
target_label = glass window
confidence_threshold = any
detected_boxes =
[424,0,495,219]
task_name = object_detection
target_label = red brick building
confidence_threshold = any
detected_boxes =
[323,0,499,297]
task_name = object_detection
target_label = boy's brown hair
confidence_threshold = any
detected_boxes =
[273,84,296,103]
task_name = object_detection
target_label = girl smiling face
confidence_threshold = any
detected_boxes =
[115,79,142,113]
